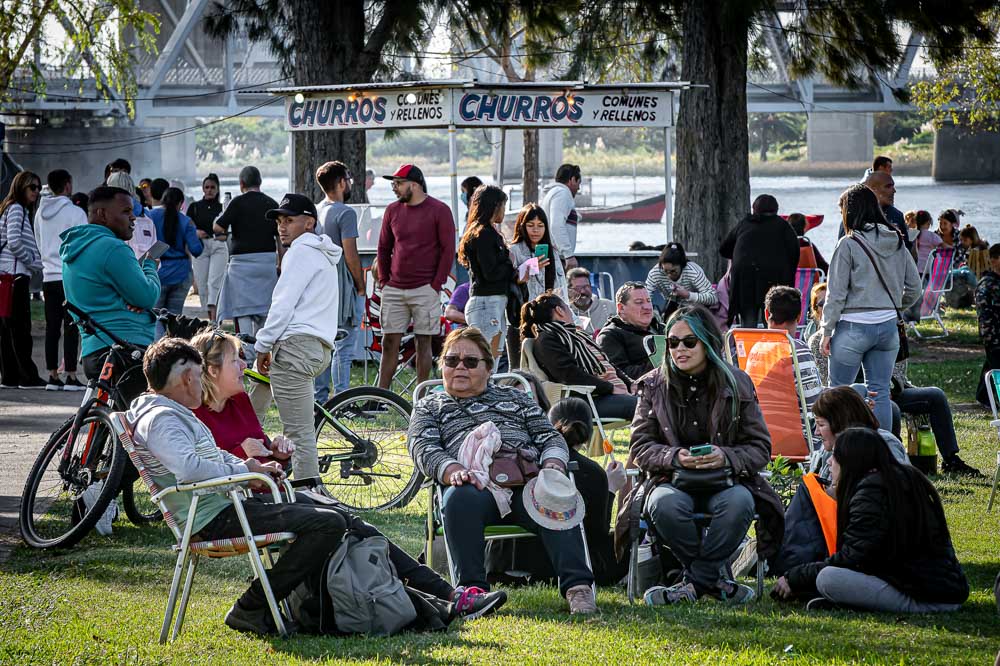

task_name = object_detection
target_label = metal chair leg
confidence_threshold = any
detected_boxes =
[230,490,288,638]
[755,558,765,601]
[627,536,639,604]
[261,546,293,620]
[160,549,188,644]
[988,452,1000,511]
[172,554,199,640]
[436,487,459,586]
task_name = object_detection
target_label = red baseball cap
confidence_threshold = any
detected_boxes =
[383,164,426,190]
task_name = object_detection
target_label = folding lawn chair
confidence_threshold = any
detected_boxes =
[520,338,630,457]
[910,247,955,339]
[624,468,765,604]
[590,271,615,302]
[642,334,667,370]
[794,268,825,339]
[108,412,295,643]
[725,328,814,463]
[413,376,594,586]
[982,369,1000,511]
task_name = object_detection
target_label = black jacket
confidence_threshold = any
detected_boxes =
[534,327,628,395]
[465,226,514,297]
[595,315,664,384]
[786,470,969,604]
[720,213,799,325]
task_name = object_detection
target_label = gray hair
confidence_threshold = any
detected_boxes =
[239,165,262,188]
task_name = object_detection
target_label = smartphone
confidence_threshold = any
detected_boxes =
[534,243,549,258]
[689,444,713,457]
[141,240,170,262]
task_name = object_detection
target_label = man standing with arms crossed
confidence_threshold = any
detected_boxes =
[542,163,582,270]
[254,194,341,482]
[376,164,454,389]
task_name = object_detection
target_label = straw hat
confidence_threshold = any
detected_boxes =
[522,468,585,531]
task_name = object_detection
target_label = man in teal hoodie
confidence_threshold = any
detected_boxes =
[60,186,161,399]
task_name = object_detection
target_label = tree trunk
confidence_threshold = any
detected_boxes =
[674,1,750,281]
[522,129,539,203]
[288,0,371,203]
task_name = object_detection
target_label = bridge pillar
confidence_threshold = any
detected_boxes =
[806,112,873,163]
[932,124,1000,182]
[153,117,199,186]
[492,128,563,183]
[4,124,164,191]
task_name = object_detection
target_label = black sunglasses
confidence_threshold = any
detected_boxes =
[667,335,700,350]
[27,184,40,192]
[443,355,486,369]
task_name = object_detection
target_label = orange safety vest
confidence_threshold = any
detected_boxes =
[802,473,838,556]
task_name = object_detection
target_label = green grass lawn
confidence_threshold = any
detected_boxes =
[3,311,1000,664]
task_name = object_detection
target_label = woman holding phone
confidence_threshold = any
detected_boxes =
[509,204,567,302]
[627,304,781,606]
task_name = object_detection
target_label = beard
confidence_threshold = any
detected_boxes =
[343,186,351,202]
[396,188,412,203]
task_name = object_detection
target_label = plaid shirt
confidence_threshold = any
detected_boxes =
[976,270,1000,349]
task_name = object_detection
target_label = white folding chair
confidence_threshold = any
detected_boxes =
[982,370,1000,511]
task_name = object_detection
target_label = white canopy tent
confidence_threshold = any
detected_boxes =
[266,79,693,240]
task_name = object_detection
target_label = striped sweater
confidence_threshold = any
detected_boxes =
[0,203,42,276]
[407,383,569,483]
[645,262,718,307]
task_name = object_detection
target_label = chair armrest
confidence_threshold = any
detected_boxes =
[625,468,643,478]
[153,472,284,504]
[561,384,597,395]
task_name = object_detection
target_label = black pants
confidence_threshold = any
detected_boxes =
[0,274,40,386]
[594,394,638,420]
[42,281,78,373]
[82,348,147,409]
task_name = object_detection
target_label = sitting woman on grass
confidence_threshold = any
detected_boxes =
[190,330,506,621]
[773,427,968,613]
[520,292,638,420]
[407,326,598,615]
[628,304,782,606]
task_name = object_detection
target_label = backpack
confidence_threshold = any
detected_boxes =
[288,530,418,636]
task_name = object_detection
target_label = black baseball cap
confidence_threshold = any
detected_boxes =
[383,164,426,190]
[265,193,318,220]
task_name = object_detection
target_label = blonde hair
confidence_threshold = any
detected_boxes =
[810,281,827,323]
[190,330,241,407]
[439,326,494,370]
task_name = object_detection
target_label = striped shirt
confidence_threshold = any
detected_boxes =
[645,262,718,307]
[0,203,42,277]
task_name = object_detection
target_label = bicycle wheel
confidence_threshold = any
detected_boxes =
[313,386,421,511]
[20,407,126,549]
[120,466,163,525]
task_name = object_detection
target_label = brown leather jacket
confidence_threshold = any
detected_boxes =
[614,366,785,560]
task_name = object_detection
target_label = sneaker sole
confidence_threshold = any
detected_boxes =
[62,386,86,392]
[45,385,63,391]
[460,591,507,620]
[19,385,48,390]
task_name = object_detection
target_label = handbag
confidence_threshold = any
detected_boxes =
[671,467,734,494]
[850,237,909,362]
[0,208,14,318]
[448,396,540,488]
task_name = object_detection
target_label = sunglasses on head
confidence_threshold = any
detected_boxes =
[443,355,486,369]
[667,335,700,350]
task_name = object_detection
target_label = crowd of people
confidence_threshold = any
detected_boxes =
[0,151,990,636]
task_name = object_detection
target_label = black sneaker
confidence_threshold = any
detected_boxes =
[19,377,48,390]
[451,586,508,620]
[45,377,65,391]
[941,456,985,478]
[224,601,296,636]
[707,579,755,605]
[62,377,86,392]
[805,596,837,611]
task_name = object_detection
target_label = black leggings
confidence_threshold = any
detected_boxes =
[42,281,79,373]
[0,275,40,385]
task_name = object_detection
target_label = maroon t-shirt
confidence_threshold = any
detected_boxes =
[194,392,274,464]
[376,196,456,291]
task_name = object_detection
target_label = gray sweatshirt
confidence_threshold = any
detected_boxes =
[127,393,248,534]
[820,227,921,337]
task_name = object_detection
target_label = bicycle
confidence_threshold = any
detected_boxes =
[243,367,421,511]
[19,303,160,549]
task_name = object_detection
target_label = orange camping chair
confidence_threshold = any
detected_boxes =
[725,328,814,463]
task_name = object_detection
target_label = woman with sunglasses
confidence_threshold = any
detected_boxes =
[645,242,717,319]
[805,282,828,382]
[520,292,638,420]
[408,326,599,615]
[629,305,781,606]
[191,329,507,621]
[0,171,47,389]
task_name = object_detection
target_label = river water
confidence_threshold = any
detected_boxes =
[252,174,1000,259]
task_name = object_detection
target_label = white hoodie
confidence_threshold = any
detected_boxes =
[254,232,343,354]
[541,182,578,259]
[35,195,87,282]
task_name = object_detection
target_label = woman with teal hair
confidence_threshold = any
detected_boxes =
[628,304,783,606]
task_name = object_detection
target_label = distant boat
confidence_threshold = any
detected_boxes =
[580,194,666,224]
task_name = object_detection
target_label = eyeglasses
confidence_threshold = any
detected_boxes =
[816,299,826,309]
[27,184,40,192]
[443,355,486,369]
[667,335,700,350]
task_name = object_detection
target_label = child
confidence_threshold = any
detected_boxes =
[913,210,942,275]
[959,224,990,278]
[975,244,1000,407]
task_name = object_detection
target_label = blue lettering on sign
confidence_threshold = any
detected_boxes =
[316,99,332,124]
[458,93,585,123]
[372,97,387,123]
[344,99,359,124]
[302,100,318,125]
[288,100,304,127]
[331,99,345,124]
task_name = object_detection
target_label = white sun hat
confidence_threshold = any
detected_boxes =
[522,468,586,531]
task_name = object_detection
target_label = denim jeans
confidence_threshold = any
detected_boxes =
[815,567,961,613]
[894,386,959,458]
[466,294,507,357]
[441,483,594,596]
[645,482,755,590]
[314,295,364,404]
[154,276,193,339]
[828,319,899,431]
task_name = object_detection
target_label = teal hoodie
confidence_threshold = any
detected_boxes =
[60,224,161,356]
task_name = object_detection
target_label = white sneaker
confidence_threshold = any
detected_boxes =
[80,481,118,536]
